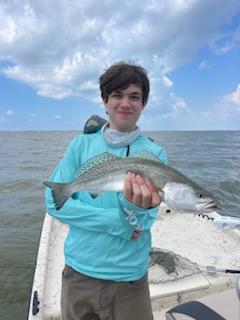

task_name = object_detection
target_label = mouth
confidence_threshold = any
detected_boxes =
[204,200,218,211]
[117,111,133,116]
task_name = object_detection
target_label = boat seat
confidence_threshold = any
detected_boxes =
[165,289,240,320]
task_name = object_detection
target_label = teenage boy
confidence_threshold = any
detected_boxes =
[45,61,167,320]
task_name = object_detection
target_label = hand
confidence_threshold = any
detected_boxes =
[131,230,142,240]
[124,172,161,209]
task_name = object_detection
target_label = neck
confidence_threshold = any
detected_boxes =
[108,122,137,132]
[102,123,141,147]
[108,125,137,133]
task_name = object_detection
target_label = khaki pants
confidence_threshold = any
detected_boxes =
[61,265,153,320]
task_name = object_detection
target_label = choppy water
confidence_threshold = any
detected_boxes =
[0,130,240,320]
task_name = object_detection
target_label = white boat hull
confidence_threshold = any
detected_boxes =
[28,205,240,319]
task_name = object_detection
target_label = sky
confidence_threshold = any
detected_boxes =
[0,0,240,131]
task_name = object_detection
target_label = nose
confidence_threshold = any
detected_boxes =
[119,96,131,108]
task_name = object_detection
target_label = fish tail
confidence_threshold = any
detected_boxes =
[43,181,73,210]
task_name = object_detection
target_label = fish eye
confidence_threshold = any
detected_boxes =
[197,193,204,198]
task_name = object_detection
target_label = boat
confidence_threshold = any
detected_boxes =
[28,204,240,320]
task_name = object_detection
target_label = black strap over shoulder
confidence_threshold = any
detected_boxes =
[83,115,108,134]
[166,300,225,320]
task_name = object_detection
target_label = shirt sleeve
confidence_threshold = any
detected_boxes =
[118,193,159,231]
[45,136,135,240]
[160,149,168,165]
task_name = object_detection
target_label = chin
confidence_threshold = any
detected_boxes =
[119,123,136,132]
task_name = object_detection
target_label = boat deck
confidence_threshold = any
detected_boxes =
[28,205,240,319]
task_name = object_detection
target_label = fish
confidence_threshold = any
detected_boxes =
[43,150,218,212]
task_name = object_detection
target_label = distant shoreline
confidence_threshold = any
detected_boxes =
[0,129,240,133]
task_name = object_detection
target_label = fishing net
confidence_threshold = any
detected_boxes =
[148,248,200,283]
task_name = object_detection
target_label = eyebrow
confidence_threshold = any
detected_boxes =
[113,90,142,95]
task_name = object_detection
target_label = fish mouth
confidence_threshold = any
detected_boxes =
[203,200,218,211]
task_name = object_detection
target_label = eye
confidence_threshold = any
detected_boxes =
[197,193,205,198]
[130,95,140,101]
[112,93,121,98]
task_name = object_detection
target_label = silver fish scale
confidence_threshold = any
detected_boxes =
[74,157,162,185]
[75,153,120,179]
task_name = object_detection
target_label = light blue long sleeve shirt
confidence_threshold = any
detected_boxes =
[45,130,167,281]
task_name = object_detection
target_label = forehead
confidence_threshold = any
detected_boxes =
[114,84,142,94]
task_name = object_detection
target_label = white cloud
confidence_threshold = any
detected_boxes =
[162,76,173,88]
[147,75,187,118]
[170,93,186,111]
[6,109,14,116]
[140,83,240,130]
[0,110,15,126]
[55,115,62,119]
[198,60,212,70]
[197,85,240,125]
[211,26,240,55]
[0,0,239,107]
[224,84,240,108]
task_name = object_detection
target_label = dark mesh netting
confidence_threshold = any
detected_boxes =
[148,248,200,283]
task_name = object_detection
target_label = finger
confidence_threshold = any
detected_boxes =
[131,174,143,206]
[145,179,158,193]
[145,180,161,207]
[151,191,161,207]
[135,175,152,208]
[131,230,141,240]
[124,172,133,202]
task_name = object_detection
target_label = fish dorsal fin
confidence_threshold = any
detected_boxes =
[131,150,162,163]
[75,152,120,179]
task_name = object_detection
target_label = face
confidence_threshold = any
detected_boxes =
[103,84,145,132]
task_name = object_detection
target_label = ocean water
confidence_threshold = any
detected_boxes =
[0,130,240,320]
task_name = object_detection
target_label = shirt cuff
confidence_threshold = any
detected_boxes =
[118,193,159,231]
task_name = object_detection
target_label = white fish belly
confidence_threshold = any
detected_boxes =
[82,173,125,193]
[101,180,125,192]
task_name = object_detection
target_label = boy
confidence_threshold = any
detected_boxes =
[45,62,167,320]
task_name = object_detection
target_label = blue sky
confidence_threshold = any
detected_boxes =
[0,0,240,131]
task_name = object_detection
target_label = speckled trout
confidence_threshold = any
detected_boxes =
[44,151,218,212]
